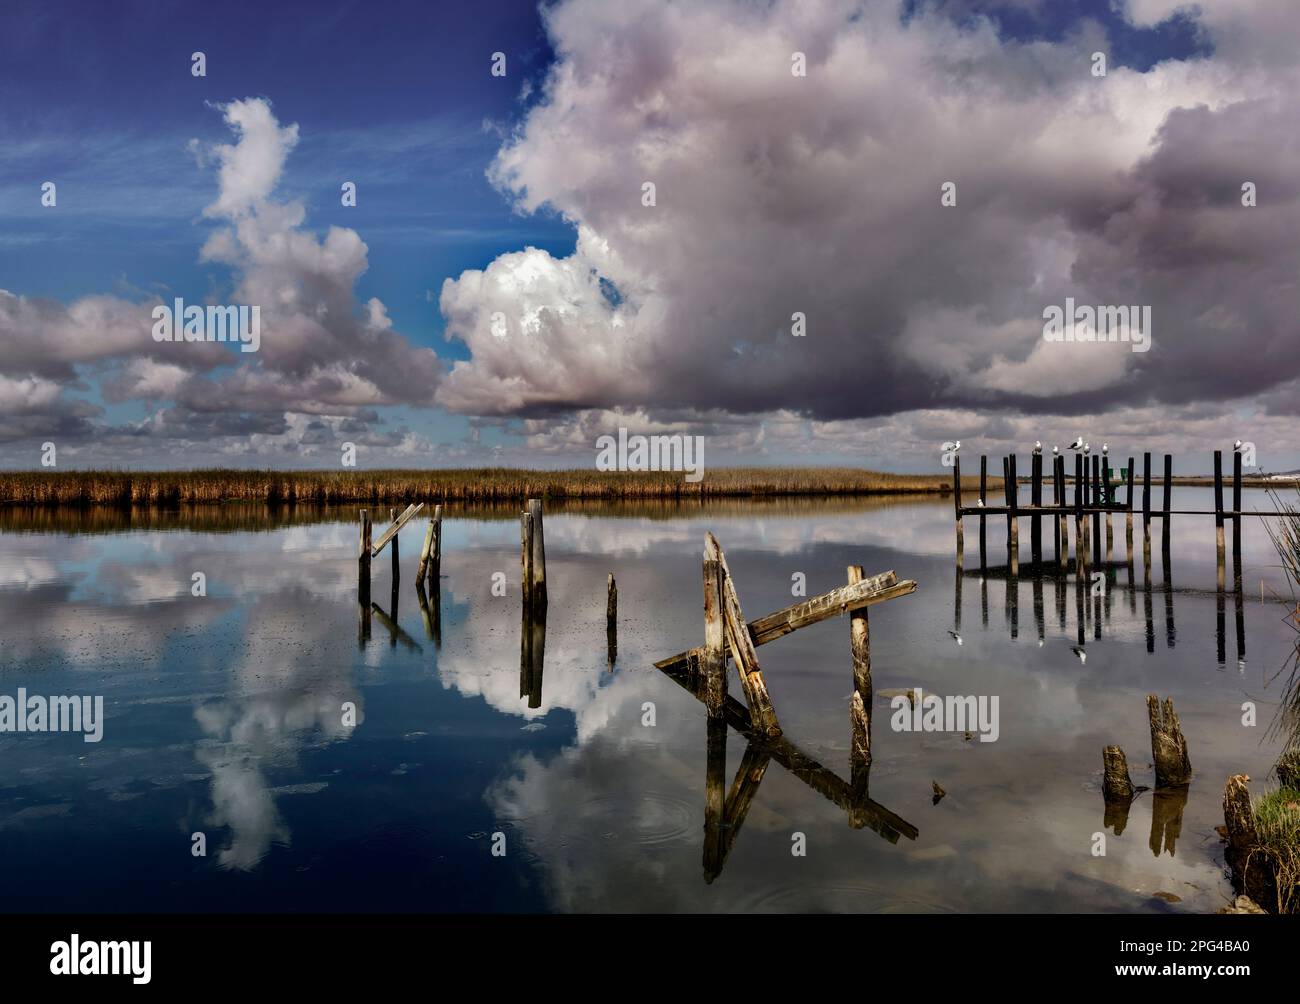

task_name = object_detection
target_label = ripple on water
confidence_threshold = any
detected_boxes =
[554,790,697,849]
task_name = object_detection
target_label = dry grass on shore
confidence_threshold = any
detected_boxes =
[0,467,989,506]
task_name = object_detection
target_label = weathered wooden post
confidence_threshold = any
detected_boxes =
[979,455,988,568]
[417,519,435,584]
[1232,449,1243,579]
[1125,457,1135,562]
[1092,455,1102,567]
[1214,450,1226,591]
[423,504,442,585]
[390,508,400,585]
[358,509,372,643]
[1056,456,1068,571]
[1147,694,1191,787]
[1007,453,1019,575]
[952,454,963,563]
[521,510,534,610]
[527,498,547,610]
[701,559,726,715]
[359,509,372,601]
[1161,454,1173,555]
[848,565,873,786]
[1074,454,1086,572]
[1102,455,1113,562]
[606,572,618,670]
[1030,451,1042,563]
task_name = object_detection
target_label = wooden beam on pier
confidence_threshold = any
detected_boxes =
[654,569,914,675]
[371,502,423,556]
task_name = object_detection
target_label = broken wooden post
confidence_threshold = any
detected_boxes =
[706,533,781,738]
[952,454,963,562]
[1222,774,1276,910]
[417,519,435,584]
[847,565,872,775]
[606,572,617,670]
[527,498,547,610]
[1147,694,1191,786]
[701,559,726,715]
[417,504,442,586]
[1102,745,1134,802]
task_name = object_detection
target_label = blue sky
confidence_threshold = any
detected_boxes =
[1,0,1295,473]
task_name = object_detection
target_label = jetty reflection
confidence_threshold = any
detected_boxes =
[954,549,1254,668]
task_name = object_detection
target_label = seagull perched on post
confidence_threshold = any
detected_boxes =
[1032,441,1042,455]
[1234,439,1244,452]
[1069,437,1084,451]
[1083,442,1091,457]
[953,440,961,453]
[1052,444,1059,456]
[1102,443,1109,456]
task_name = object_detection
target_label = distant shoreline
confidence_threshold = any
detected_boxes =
[0,467,992,506]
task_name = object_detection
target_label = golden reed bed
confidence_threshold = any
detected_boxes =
[0,468,990,506]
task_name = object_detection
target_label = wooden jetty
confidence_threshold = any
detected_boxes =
[953,447,1267,591]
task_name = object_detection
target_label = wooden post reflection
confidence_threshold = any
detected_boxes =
[1148,784,1188,858]
[520,600,547,709]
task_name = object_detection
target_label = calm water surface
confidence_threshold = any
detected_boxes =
[1,490,1295,912]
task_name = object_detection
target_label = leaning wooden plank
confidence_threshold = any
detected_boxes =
[747,569,899,644]
[653,575,916,674]
[706,533,781,738]
[372,502,423,556]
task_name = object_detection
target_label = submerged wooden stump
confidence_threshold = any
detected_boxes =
[1102,745,1134,801]
[1147,694,1192,787]
[1222,774,1279,912]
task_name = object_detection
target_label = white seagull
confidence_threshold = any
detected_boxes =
[1032,441,1042,455]
[1052,444,1059,456]
[1069,437,1084,451]
[1102,442,1109,456]
[1071,646,1088,665]
[1234,439,1244,452]
[947,630,963,646]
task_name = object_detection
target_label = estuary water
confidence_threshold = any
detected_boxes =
[0,489,1295,912]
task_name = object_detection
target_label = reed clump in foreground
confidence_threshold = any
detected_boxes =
[0,468,990,506]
